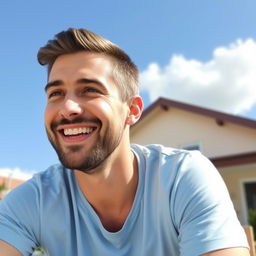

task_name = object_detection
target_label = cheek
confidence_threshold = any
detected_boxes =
[98,101,113,114]
[93,99,127,121]
[44,105,55,128]
[86,99,113,119]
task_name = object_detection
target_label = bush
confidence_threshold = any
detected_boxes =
[0,182,6,193]
[248,209,256,239]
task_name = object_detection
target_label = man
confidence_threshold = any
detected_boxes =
[0,28,249,255]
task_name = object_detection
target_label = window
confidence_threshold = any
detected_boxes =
[183,145,200,151]
[242,181,256,225]
[244,182,256,210]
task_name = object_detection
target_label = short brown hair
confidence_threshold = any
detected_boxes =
[37,28,139,101]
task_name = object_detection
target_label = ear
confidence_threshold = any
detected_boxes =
[126,96,143,126]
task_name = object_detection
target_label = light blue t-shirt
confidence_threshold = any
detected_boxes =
[0,144,248,255]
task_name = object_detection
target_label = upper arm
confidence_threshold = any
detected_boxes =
[0,181,40,255]
[0,240,23,256]
[202,247,250,256]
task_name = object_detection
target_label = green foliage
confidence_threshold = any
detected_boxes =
[0,182,7,193]
[248,209,256,239]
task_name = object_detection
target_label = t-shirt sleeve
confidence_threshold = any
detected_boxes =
[0,178,40,255]
[170,151,248,256]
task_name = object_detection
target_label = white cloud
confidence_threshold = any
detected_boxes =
[140,38,256,114]
[0,168,35,180]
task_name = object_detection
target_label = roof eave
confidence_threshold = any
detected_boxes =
[133,97,256,129]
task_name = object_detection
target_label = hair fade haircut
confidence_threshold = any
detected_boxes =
[37,28,139,101]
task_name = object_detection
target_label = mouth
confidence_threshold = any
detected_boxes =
[57,125,98,143]
[63,127,94,136]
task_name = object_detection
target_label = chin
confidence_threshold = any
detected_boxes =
[57,149,107,174]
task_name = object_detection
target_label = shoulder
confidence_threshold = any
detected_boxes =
[132,143,221,191]
[132,144,217,203]
[0,164,73,230]
[1,164,70,205]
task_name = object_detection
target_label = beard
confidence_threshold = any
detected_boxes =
[46,116,123,174]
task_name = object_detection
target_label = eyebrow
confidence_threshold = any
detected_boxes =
[44,80,63,92]
[44,78,107,92]
[77,78,106,90]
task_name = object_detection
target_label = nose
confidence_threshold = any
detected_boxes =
[60,98,83,119]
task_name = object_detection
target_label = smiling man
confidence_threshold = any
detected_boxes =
[44,52,133,175]
[0,28,250,256]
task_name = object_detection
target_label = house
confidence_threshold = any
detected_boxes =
[0,169,33,199]
[130,97,256,225]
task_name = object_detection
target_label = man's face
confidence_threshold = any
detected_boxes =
[44,52,130,173]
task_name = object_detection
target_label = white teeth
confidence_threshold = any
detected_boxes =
[64,127,93,136]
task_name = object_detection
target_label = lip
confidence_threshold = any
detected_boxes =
[56,122,98,131]
[56,123,99,144]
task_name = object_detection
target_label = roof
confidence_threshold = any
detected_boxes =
[211,151,256,167]
[135,97,256,129]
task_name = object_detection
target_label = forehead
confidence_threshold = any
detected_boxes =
[49,52,115,82]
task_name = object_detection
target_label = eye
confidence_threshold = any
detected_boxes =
[83,87,102,94]
[47,90,63,99]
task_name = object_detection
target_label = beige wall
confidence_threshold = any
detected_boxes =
[219,163,256,225]
[131,107,256,158]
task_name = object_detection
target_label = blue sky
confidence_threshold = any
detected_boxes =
[1,0,256,173]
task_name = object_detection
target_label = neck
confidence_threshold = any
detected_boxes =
[74,144,139,231]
